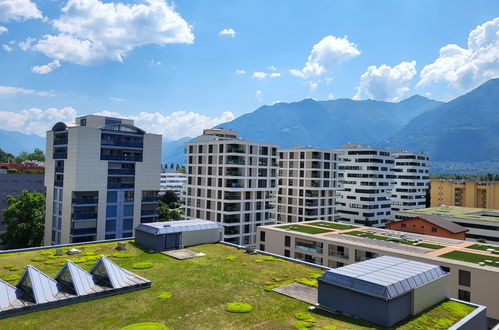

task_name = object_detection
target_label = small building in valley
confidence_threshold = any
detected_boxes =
[386,214,468,240]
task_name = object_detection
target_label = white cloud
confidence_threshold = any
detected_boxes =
[235,69,246,75]
[219,28,236,37]
[327,92,334,100]
[31,59,61,74]
[354,61,417,102]
[290,35,360,79]
[270,72,281,78]
[306,81,318,93]
[252,71,267,80]
[2,44,12,52]
[0,0,42,23]
[0,85,53,97]
[418,17,499,90]
[0,106,76,136]
[267,65,277,71]
[0,26,7,34]
[271,100,282,105]
[94,110,236,140]
[255,90,263,99]
[31,0,194,65]
[110,97,124,102]
[18,37,35,51]
[148,59,161,67]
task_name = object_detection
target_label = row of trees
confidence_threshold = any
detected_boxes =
[158,190,182,221]
[163,163,186,173]
[0,148,45,164]
[430,173,499,181]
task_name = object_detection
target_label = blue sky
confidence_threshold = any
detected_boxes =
[0,0,498,140]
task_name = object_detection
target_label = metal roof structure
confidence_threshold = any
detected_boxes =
[136,219,221,235]
[319,256,447,300]
[0,256,150,319]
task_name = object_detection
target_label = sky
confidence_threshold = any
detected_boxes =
[0,0,498,141]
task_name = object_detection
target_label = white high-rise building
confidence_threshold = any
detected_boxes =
[335,144,395,227]
[184,128,278,246]
[44,115,162,245]
[391,151,430,219]
[276,147,339,223]
[160,168,187,201]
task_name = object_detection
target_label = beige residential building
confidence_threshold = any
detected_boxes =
[431,179,499,209]
[184,129,278,246]
[257,221,499,323]
[275,147,338,223]
[44,115,162,245]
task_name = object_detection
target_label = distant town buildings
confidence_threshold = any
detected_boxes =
[44,115,161,245]
[431,179,499,209]
[184,128,278,246]
[275,147,338,223]
[160,168,186,201]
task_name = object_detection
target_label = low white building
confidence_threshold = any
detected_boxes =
[160,168,187,202]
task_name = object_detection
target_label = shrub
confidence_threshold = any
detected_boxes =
[476,238,487,243]
[225,255,237,261]
[4,265,15,270]
[225,302,253,313]
[113,253,134,258]
[157,291,173,300]
[264,284,280,292]
[132,262,153,269]
[3,274,20,282]
[120,322,168,330]
[295,278,318,288]
[43,260,56,265]
[272,277,283,282]
[292,321,314,328]
[264,281,273,285]
[309,272,322,278]
[8,267,19,271]
[294,312,312,320]
[254,259,263,263]
[31,257,45,262]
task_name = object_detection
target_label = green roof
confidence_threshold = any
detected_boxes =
[0,242,474,329]
[402,206,499,222]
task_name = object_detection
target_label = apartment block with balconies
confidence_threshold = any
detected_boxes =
[44,115,161,245]
[275,147,339,223]
[184,129,278,246]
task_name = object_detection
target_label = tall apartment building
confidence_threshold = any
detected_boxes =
[44,115,162,245]
[431,180,499,208]
[184,128,278,246]
[391,151,429,219]
[335,144,395,227]
[275,147,338,223]
[160,168,187,201]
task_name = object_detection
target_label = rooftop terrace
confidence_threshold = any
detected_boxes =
[403,206,499,223]
[0,241,477,329]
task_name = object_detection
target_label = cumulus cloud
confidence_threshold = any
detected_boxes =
[255,90,263,99]
[18,36,35,51]
[2,44,12,52]
[31,0,194,65]
[0,106,76,136]
[306,81,318,93]
[252,71,267,80]
[270,72,281,78]
[0,0,42,22]
[148,59,161,67]
[417,17,499,90]
[267,65,277,71]
[354,61,417,101]
[31,59,61,74]
[290,35,360,79]
[0,85,53,96]
[219,28,236,37]
[235,69,246,75]
[109,97,124,102]
[0,26,7,34]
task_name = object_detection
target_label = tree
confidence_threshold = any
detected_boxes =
[169,162,174,169]
[160,190,179,208]
[0,148,15,163]
[1,190,45,249]
[364,217,372,227]
[158,201,182,221]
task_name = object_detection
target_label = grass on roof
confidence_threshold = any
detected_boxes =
[467,244,499,252]
[307,221,358,230]
[276,224,332,234]
[342,231,444,250]
[396,300,475,329]
[440,250,499,267]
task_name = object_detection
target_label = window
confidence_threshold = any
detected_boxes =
[284,250,290,257]
[284,235,291,247]
[105,220,116,232]
[106,205,117,218]
[124,205,134,217]
[458,289,470,302]
[107,191,117,203]
[260,231,266,242]
[431,227,437,233]
[401,223,407,228]
[259,244,265,251]
[440,266,450,273]
[459,270,471,287]
[123,218,133,231]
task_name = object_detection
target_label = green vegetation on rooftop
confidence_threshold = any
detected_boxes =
[397,300,475,329]
[405,206,499,222]
[440,250,499,267]
[342,231,444,250]
[467,244,499,252]
[276,224,332,234]
[307,221,358,230]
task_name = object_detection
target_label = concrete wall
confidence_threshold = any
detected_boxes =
[411,274,449,315]
[135,230,166,251]
[181,228,222,247]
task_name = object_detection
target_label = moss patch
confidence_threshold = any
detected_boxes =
[31,257,45,262]
[43,260,56,265]
[3,274,20,282]
[113,253,134,258]
[120,322,168,330]
[132,262,153,269]
[225,302,253,313]
[277,224,332,234]
[294,312,312,320]
[292,320,314,328]
[225,255,237,261]
[157,292,173,300]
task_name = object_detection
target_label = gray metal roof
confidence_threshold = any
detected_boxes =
[136,219,221,235]
[56,260,101,295]
[0,280,26,311]
[90,256,148,289]
[319,256,447,300]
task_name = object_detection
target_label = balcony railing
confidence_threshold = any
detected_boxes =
[295,244,323,254]
[108,168,135,175]
[226,183,244,188]
[107,182,135,189]
[55,167,64,173]
[54,138,68,145]
[227,147,245,153]
[226,160,245,165]
[141,197,159,203]
[329,251,349,259]
[101,140,143,148]
[101,154,143,162]
[71,228,97,236]
[224,193,241,200]
[226,172,244,176]
[141,210,158,216]
[72,213,98,220]
[53,152,67,159]
[54,180,64,187]
[72,198,98,205]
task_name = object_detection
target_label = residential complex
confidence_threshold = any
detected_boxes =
[257,221,499,324]
[44,115,162,245]
[431,179,499,208]
[275,147,338,223]
[184,128,278,246]
[398,206,499,242]
[335,144,396,227]
[160,168,187,201]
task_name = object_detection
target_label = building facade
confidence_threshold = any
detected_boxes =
[431,180,499,209]
[160,168,186,201]
[275,147,338,223]
[335,144,395,227]
[184,128,278,246]
[386,215,468,240]
[44,115,162,245]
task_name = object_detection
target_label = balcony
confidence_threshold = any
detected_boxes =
[107,182,135,189]
[224,192,241,200]
[101,140,143,148]
[72,213,98,220]
[101,154,143,162]
[227,146,245,153]
[224,205,241,212]
[55,167,64,174]
[226,159,245,165]
[54,138,68,145]
[53,152,68,159]
[226,182,244,188]
[70,228,97,236]
[224,215,241,224]
[54,180,64,187]
[141,210,158,217]
[108,168,135,175]
[226,171,244,177]
[141,197,159,203]
[295,244,323,254]
[305,192,319,198]
[329,251,349,260]
[224,227,240,235]
[72,197,98,205]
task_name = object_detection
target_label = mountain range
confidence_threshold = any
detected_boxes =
[1,79,498,173]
